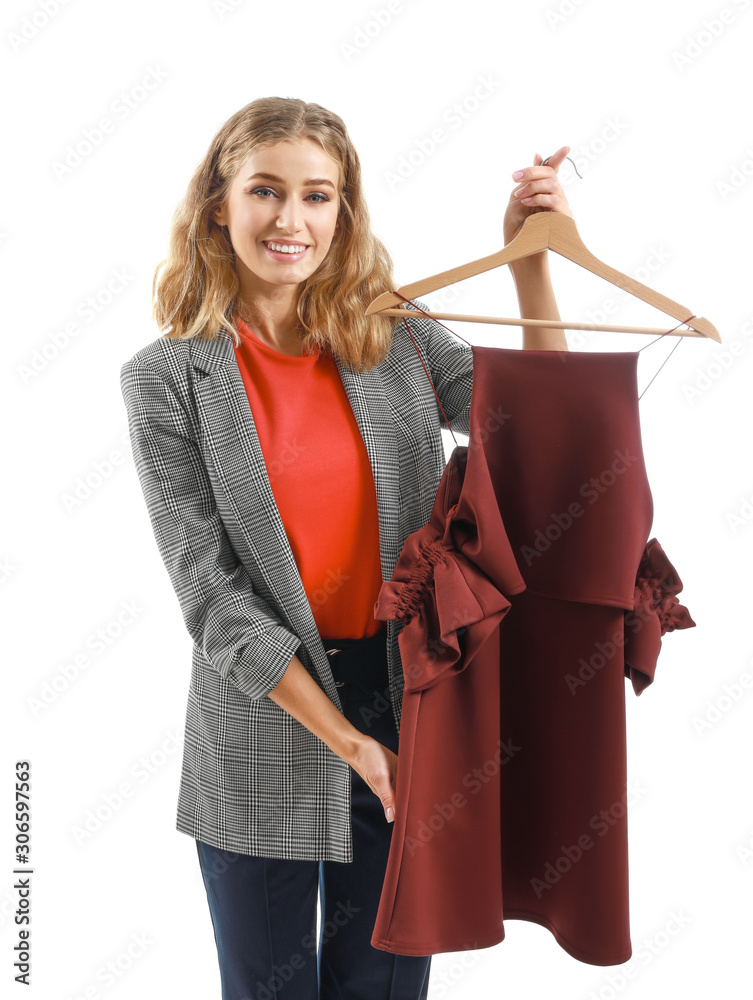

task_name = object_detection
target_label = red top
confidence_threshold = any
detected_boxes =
[232,318,385,640]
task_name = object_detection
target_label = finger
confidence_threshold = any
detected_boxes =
[369,747,397,821]
[518,192,572,216]
[542,145,571,170]
[512,165,555,186]
[380,777,396,822]
[512,146,570,183]
[362,768,395,819]
[513,176,564,199]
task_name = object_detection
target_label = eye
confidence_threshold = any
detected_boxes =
[248,186,329,202]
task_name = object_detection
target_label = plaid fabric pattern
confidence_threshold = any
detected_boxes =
[120,301,473,861]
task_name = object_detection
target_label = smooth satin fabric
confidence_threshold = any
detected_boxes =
[370,345,695,965]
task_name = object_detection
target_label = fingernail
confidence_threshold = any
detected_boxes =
[512,170,524,180]
[386,807,394,822]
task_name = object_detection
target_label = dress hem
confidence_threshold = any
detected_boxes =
[372,910,633,967]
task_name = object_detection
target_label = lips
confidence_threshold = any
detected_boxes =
[262,241,310,261]
[263,241,309,251]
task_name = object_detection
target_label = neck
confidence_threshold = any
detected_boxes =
[236,266,304,340]
[236,298,306,355]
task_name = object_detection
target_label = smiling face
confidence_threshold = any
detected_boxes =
[213,137,342,305]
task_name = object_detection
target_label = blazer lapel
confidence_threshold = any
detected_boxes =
[189,330,399,676]
[333,351,400,588]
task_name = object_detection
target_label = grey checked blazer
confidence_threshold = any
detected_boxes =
[120,300,473,861]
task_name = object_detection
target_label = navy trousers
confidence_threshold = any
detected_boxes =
[196,630,432,1000]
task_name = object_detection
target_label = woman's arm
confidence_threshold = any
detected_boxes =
[268,656,398,823]
[511,254,567,350]
[120,359,303,699]
[121,357,397,820]
[267,653,364,761]
[503,146,573,351]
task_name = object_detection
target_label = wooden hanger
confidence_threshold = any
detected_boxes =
[365,210,721,342]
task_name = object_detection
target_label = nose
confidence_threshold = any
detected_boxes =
[275,198,304,235]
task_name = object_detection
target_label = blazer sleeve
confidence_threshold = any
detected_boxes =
[120,358,303,701]
[411,298,474,437]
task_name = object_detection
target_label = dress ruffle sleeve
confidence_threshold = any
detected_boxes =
[624,537,696,696]
[374,532,513,693]
[374,446,526,694]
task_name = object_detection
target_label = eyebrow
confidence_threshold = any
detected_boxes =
[245,172,337,190]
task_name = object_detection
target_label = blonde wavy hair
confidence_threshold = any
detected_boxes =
[152,96,399,371]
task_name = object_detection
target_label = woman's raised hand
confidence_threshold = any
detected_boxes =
[503,146,574,247]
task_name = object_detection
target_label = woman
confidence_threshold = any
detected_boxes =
[120,96,572,1000]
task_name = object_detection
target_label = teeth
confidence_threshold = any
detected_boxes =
[267,242,307,253]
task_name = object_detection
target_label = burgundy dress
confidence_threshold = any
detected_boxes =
[370,345,695,965]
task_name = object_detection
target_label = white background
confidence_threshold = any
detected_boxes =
[3,0,751,997]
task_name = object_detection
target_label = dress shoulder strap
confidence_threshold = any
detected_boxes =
[389,289,696,436]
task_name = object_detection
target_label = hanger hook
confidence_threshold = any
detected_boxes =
[542,153,582,179]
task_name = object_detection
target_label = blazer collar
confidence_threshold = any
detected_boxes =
[188,329,399,669]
